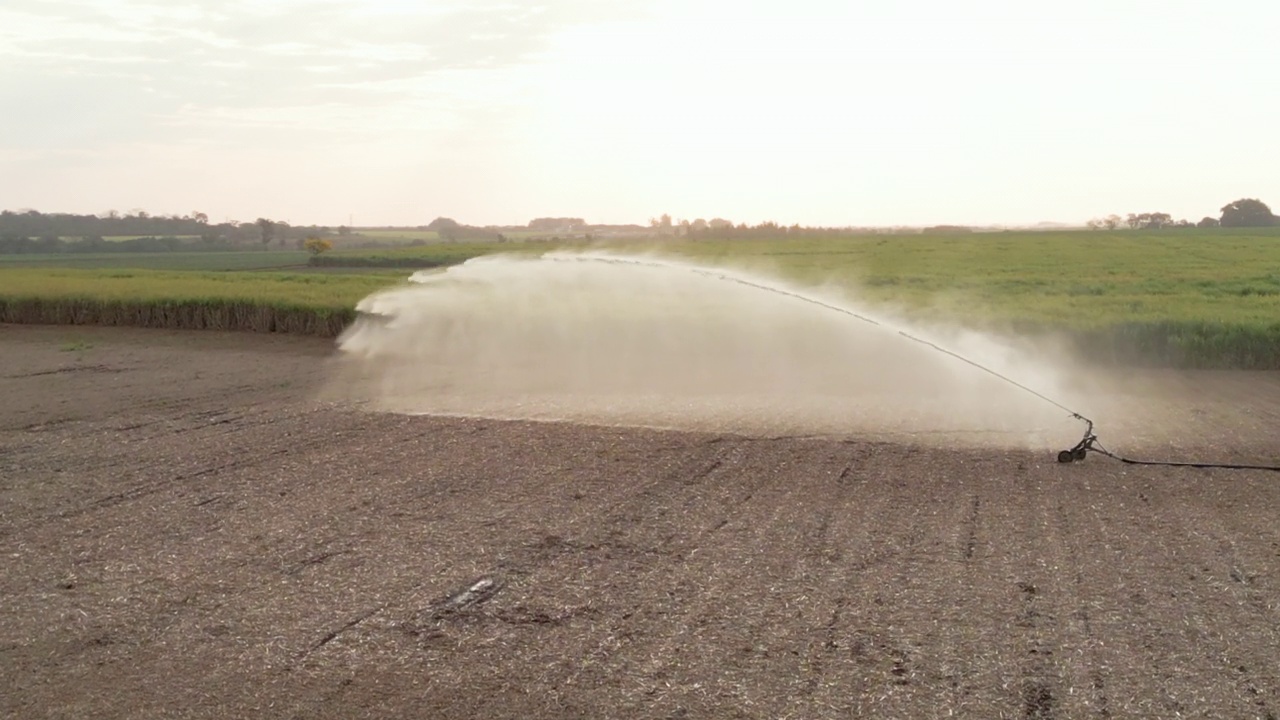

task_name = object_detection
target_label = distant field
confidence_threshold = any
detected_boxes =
[321,231,1280,330]
[4,228,1280,365]
[662,230,1280,326]
[318,229,1280,366]
[319,239,564,267]
[101,235,203,242]
[348,229,578,243]
[0,251,311,271]
[676,230,1280,367]
[349,230,440,243]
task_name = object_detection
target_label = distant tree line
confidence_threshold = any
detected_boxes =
[0,209,335,253]
[5,197,1274,256]
[528,217,586,231]
[1085,198,1277,231]
[424,216,503,242]
[643,214,941,239]
[0,208,211,238]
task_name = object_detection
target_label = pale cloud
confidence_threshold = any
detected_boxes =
[2,0,1278,226]
[0,0,637,140]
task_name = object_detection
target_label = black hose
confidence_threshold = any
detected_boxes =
[1087,439,1280,473]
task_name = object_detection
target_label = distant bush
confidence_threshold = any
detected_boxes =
[303,237,333,255]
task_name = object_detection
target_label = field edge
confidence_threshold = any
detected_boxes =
[0,297,354,337]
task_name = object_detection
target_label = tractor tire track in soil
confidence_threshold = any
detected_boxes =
[2,325,1280,719]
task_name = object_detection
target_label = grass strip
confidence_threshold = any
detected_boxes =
[0,268,401,337]
[0,296,354,336]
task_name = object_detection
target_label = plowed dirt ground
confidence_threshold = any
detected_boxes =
[2,325,1278,719]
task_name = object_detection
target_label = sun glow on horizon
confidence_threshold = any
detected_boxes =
[1,0,1277,227]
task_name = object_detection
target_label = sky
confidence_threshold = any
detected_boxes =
[2,0,1278,228]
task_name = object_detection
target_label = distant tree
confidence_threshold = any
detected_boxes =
[303,237,332,255]
[255,218,275,247]
[1197,216,1220,228]
[275,221,291,247]
[708,218,732,229]
[337,225,351,236]
[1126,212,1173,230]
[1103,215,1122,230]
[426,217,460,232]
[648,214,674,235]
[528,217,585,231]
[1086,218,1103,230]
[1144,212,1172,229]
[424,217,460,240]
[1220,198,1276,227]
[192,211,208,225]
[228,222,251,243]
[691,218,708,232]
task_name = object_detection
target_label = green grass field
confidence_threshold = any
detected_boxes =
[345,229,577,244]
[348,229,441,243]
[316,230,1280,326]
[669,231,1280,368]
[3,228,1280,366]
[667,231,1280,326]
[101,235,203,242]
[0,250,311,271]
[318,240,550,267]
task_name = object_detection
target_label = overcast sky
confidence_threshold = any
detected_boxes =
[3,0,1278,227]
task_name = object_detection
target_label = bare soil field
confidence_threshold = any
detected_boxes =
[2,324,1279,719]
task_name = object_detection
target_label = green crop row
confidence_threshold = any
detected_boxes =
[0,297,354,336]
[0,268,403,337]
[1003,319,1280,369]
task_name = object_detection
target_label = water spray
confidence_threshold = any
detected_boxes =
[539,252,1280,473]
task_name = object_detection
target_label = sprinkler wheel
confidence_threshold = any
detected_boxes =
[1057,450,1075,464]
[1073,446,1088,462]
